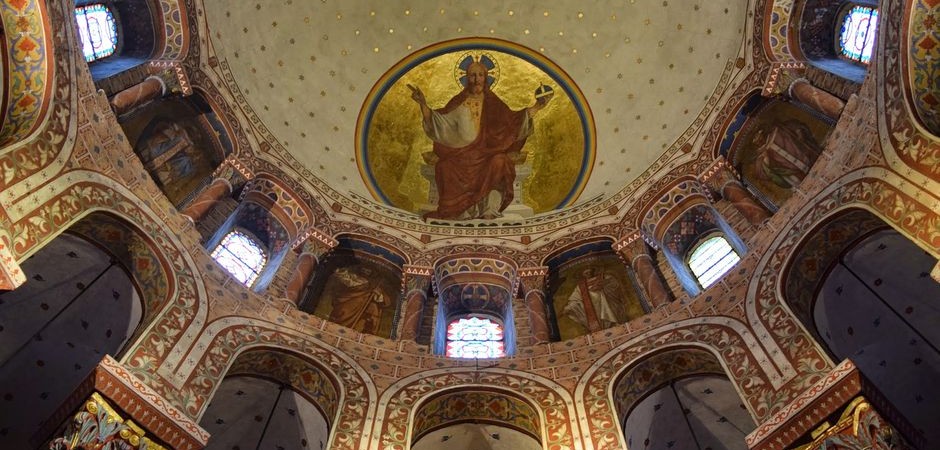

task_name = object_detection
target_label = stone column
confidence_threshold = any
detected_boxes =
[701,158,772,226]
[40,356,207,449]
[180,177,232,223]
[283,237,334,305]
[789,78,846,120]
[518,267,551,344]
[615,233,672,309]
[397,266,433,341]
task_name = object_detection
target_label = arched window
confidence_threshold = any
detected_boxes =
[837,5,878,64]
[688,235,740,289]
[445,316,505,359]
[211,230,267,287]
[74,4,119,62]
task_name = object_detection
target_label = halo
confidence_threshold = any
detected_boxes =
[454,52,500,89]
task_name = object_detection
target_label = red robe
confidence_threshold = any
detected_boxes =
[424,89,530,220]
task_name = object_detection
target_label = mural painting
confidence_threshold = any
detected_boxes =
[549,254,644,340]
[731,101,831,207]
[357,38,595,220]
[121,96,230,207]
[305,252,400,338]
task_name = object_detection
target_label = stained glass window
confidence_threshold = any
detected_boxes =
[445,316,505,359]
[838,6,878,64]
[75,4,118,62]
[211,230,267,287]
[688,236,740,289]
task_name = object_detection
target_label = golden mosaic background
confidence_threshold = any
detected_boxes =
[365,49,585,213]
[203,1,747,210]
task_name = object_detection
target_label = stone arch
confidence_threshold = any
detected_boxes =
[0,210,178,447]
[168,319,376,450]
[900,0,939,138]
[199,347,342,449]
[878,0,940,183]
[0,0,54,147]
[613,347,757,450]
[778,206,940,446]
[372,368,579,450]
[780,208,890,347]
[3,171,215,406]
[576,318,791,450]
[740,168,940,420]
[410,387,545,448]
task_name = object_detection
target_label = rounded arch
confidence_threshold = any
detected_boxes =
[167,318,377,450]
[372,367,579,450]
[900,0,940,138]
[612,347,728,421]
[0,210,178,447]
[613,347,757,450]
[778,206,940,446]
[576,318,790,450]
[199,347,342,449]
[737,168,939,433]
[410,387,544,447]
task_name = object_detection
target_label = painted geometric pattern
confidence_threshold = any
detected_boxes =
[662,204,721,256]
[226,350,339,421]
[613,348,725,424]
[766,0,796,61]
[158,0,188,59]
[641,179,708,239]
[783,209,887,341]
[0,0,50,146]
[412,390,541,443]
[906,0,940,136]
[882,0,940,178]
[381,371,575,450]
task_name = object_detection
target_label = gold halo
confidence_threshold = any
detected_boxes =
[453,52,500,89]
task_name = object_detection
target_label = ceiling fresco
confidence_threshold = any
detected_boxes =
[202,0,748,217]
[357,38,593,218]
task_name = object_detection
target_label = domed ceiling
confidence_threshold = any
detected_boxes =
[203,1,747,220]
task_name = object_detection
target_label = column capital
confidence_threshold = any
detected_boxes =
[518,266,548,293]
[294,229,338,256]
[699,157,741,198]
[39,356,207,449]
[148,60,193,96]
[212,156,253,185]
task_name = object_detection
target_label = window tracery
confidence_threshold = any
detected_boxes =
[445,316,505,359]
[688,235,740,289]
[74,4,118,62]
[837,5,878,64]
[211,230,267,287]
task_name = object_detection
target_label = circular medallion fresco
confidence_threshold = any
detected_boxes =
[356,38,595,221]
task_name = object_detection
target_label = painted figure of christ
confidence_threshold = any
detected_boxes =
[408,56,552,220]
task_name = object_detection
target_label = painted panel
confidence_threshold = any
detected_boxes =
[731,101,831,207]
[307,254,400,338]
[548,254,643,340]
[357,38,595,220]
